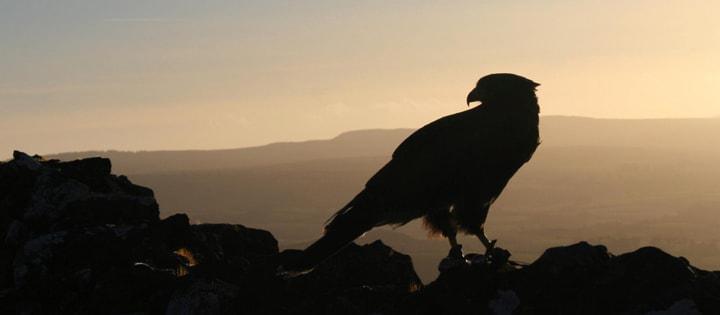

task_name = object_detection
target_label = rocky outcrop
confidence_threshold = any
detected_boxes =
[1,151,719,314]
[403,242,720,314]
[282,241,422,314]
[0,152,420,314]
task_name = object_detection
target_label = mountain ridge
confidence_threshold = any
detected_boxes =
[43,116,720,175]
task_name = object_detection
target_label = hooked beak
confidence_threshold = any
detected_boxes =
[466,87,481,106]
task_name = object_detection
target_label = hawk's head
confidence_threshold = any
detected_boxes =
[466,73,540,106]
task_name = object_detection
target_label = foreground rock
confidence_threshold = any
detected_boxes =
[282,241,422,314]
[1,152,719,314]
[404,242,720,314]
[0,152,419,314]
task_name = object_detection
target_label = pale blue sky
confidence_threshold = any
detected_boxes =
[1,0,719,157]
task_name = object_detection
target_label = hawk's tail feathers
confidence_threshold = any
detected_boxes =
[323,189,369,231]
[278,190,377,275]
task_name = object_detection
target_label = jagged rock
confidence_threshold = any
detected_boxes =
[4,220,29,247]
[514,245,717,314]
[165,277,240,315]
[526,241,611,274]
[189,223,279,272]
[292,241,421,291]
[401,242,720,315]
[0,152,294,314]
[12,151,41,171]
[183,223,283,314]
[0,152,172,313]
[283,241,422,314]
[1,151,158,235]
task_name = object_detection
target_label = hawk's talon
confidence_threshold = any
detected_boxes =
[448,244,464,258]
[484,239,498,256]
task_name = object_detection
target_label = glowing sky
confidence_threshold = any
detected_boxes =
[1,0,719,157]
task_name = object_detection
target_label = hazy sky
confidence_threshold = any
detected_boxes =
[1,0,719,157]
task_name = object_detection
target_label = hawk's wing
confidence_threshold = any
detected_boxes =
[365,108,489,203]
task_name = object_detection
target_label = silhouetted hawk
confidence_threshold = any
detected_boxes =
[280,73,540,273]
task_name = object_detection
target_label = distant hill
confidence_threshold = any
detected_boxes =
[540,116,720,150]
[48,116,720,175]
[48,129,413,175]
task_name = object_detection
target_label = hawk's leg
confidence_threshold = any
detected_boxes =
[453,201,496,254]
[446,233,463,258]
[476,228,497,254]
[424,208,462,258]
[475,228,511,267]
[438,231,467,272]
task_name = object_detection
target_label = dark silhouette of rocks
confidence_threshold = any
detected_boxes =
[1,152,719,314]
[404,242,720,314]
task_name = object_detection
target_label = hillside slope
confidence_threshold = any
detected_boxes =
[47,116,720,175]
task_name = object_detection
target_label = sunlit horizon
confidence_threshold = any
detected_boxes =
[2,1,719,157]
